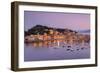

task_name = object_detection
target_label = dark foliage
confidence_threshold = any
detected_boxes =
[24,25,76,36]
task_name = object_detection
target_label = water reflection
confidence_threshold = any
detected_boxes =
[24,37,90,61]
[26,40,61,48]
[25,38,89,49]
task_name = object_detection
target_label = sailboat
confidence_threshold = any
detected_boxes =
[53,41,60,49]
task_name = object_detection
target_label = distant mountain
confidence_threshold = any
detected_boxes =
[77,30,90,33]
[25,25,77,36]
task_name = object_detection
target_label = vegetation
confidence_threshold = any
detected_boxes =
[25,25,77,36]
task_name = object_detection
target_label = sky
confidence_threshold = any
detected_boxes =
[24,11,90,31]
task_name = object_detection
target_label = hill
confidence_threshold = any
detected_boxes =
[25,25,77,36]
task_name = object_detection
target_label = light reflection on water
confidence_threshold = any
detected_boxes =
[24,40,90,62]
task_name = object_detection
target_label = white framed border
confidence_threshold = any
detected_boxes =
[18,5,96,68]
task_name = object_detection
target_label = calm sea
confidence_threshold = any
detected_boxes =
[24,41,90,61]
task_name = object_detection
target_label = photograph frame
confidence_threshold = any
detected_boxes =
[11,1,98,71]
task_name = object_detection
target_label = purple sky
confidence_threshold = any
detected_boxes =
[24,11,90,31]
